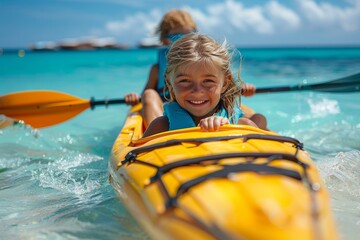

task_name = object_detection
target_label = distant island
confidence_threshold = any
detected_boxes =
[30,37,161,51]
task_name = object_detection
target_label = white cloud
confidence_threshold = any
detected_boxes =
[195,0,274,34]
[184,7,219,30]
[106,9,161,37]
[297,0,360,31]
[188,0,300,36]
[265,1,300,29]
[226,1,274,34]
[102,0,300,44]
[100,0,360,45]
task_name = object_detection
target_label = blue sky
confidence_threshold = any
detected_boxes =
[1,0,360,48]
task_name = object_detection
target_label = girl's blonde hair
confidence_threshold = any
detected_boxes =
[165,33,243,120]
[156,9,197,40]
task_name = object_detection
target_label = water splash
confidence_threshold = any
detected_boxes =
[291,97,340,123]
[1,128,104,198]
[31,153,103,197]
[307,98,340,117]
[0,115,39,139]
[317,151,360,197]
[316,151,360,239]
[0,124,119,239]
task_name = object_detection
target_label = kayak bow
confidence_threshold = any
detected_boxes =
[109,104,338,240]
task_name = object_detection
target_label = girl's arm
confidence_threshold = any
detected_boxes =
[124,64,159,106]
[143,64,159,91]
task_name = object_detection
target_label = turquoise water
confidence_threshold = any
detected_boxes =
[0,48,359,239]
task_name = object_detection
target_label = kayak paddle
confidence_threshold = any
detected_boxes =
[255,72,360,93]
[0,72,359,128]
[0,90,126,128]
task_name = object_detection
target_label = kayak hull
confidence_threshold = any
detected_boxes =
[109,104,338,240]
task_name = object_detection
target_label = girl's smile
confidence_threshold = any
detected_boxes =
[188,100,207,104]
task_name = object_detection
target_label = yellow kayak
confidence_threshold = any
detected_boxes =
[109,104,338,240]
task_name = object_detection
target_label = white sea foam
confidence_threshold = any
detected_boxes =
[291,97,340,123]
[317,151,360,197]
[316,151,360,239]
[307,98,340,116]
[31,152,103,196]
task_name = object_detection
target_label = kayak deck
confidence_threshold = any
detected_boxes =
[109,104,338,240]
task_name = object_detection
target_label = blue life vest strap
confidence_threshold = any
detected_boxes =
[164,102,243,131]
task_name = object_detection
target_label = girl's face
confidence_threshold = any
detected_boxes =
[170,61,229,124]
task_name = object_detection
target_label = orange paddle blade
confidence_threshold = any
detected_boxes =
[0,90,91,128]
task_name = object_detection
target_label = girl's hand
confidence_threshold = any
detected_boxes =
[198,116,229,131]
[241,83,256,97]
[124,93,141,106]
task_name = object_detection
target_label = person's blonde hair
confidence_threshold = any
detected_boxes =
[156,9,197,40]
[165,33,243,120]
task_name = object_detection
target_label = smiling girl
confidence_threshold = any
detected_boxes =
[143,33,265,137]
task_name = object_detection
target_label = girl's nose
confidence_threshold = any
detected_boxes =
[191,83,203,93]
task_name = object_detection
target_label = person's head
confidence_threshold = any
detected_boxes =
[165,33,243,123]
[156,9,197,46]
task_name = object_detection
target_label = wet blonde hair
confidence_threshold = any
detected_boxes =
[156,9,197,40]
[165,33,243,119]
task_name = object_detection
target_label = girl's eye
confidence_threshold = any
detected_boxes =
[175,76,191,82]
[204,79,216,83]
[175,78,192,87]
[178,78,190,83]
[203,79,217,86]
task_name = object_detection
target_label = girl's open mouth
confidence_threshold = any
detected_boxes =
[188,100,207,105]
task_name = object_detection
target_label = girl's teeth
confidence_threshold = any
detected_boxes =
[190,100,205,104]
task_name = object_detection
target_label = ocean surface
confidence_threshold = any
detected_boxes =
[0,47,359,239]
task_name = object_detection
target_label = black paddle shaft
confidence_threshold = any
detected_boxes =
[90,97,126,109]
[255,72,360,93]
[89,72,360,108]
